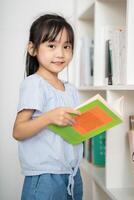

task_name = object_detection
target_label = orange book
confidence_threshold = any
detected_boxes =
[48,94,123,144]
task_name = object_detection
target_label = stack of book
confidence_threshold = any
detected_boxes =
[101,26,126,85]
[83,132,106,167]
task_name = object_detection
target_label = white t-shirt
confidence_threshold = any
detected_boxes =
[17,73,83,176]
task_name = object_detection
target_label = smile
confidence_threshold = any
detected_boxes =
[51,61,65,65]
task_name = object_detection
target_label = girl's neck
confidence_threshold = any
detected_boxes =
[36,67,65,91]
[36,67,59,83]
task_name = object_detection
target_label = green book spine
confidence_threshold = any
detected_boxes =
[91,132,106,167]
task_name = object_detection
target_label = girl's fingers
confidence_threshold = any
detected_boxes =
[63,108,81,115]
[64,113,76,125]
[63,119,74,126]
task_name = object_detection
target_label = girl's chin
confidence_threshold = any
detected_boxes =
[52,66,66,72]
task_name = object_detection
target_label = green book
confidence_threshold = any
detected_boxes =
[48,94,123,144]
[91,132,106,167]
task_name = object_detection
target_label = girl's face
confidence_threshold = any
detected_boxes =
[34,28,73,75]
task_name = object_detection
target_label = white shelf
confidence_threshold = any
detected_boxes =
[109,188,134,200]
[76,0,134,199]
[81,159,134,200]
[78,0,95,20]
[80,159,106,190]
[78,0,124,21]
[77,85,134,91]
[98,0,125,2]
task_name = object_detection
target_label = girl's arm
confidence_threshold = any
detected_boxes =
[13,108,80,141]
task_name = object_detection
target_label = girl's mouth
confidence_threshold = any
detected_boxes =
[51,61,65,65]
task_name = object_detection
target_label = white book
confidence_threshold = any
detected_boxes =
[112,29,126,85]
[75,37,94,87]
[82,37,94,86]
[112,30,120,85]
[119,30,126,84]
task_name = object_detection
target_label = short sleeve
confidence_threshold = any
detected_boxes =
[17,77,44,113]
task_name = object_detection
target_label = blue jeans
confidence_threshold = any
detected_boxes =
[21,169,83,200]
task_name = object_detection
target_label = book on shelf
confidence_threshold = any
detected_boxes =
[100,26,114,85]
[128,115,134,173]
[83,139,92,162]
[105,39,113,85]
[75,37,94,87]
[83,132,106,167]
[100,26,126,85]
[48,94,123,145]
[111,28,126,85]
[91,131,106,167]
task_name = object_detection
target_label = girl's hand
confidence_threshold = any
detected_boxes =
[46,107,81,126]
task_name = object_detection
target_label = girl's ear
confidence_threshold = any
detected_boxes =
[27,41,37,56]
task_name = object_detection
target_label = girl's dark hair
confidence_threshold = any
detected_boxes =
[26,14,74,76]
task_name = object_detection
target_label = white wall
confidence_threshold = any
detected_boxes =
[0,1,75,199]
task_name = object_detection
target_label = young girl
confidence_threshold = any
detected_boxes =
[13,13,83,200]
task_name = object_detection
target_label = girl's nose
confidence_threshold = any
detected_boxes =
[55,47,64,58]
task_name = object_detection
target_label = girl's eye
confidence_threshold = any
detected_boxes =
[48,44,55,48]
[64,45,72,50]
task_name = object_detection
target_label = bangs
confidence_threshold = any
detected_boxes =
[40,21,74,47]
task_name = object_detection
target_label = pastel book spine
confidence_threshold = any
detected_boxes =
[75,37,94,87]
[128,115,134,175]
[128,131,134,175]
[83,139,92,162]
[91,132,106,167]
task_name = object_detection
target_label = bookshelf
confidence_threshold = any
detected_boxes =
[74,0,134,199]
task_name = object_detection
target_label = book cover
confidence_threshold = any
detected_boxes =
[48,94,123,144]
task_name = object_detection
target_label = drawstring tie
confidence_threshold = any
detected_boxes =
[67,145,83,200]
[67,166,78,200]
[67,173,75,198]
